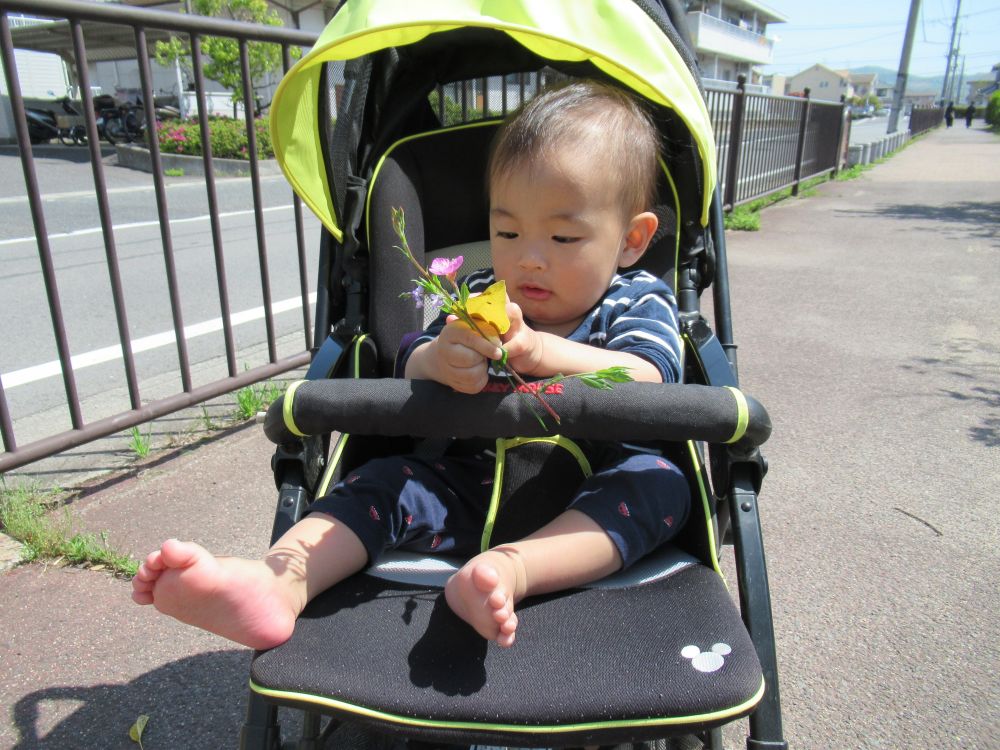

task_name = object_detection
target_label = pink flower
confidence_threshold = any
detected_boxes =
[428,255,463,278]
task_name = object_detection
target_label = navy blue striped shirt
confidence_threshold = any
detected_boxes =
[400,268,682,384]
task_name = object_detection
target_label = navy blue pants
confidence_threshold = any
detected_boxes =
[308,445,691,569]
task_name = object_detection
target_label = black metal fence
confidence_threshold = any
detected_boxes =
[707,76,849,210]
[0,0,317,472]
[909,106,944,136]
[1,2,854,473]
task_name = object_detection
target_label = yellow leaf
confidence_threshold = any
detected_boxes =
[465,280,510,336]
[129,714,149,747]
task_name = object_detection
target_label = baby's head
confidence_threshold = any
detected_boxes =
[486,80,662,335]
[489,79,660,224]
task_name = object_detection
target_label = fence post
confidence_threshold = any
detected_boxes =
[791,87,811,196]
[724,74,747,209]
[833,94,849,177]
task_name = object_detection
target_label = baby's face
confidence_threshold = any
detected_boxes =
[489,152,634,337]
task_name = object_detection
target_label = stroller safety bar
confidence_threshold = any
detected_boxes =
[264,379,771,449]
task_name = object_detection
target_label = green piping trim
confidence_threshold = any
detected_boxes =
[318,434,350,498]
[481,438,506,553]
[282,380,308,437]
[723,386,749,444]
[480,436,592,552]
[353,334,369,378]
[501,436,593,477]
[687,441,723,577]
[365,120,503,250]
[316,335,368,497]
[249,676,765,733]
[658,157,683,297]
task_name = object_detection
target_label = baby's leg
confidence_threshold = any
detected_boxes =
[444,509,621,647]
[131,513,367,649]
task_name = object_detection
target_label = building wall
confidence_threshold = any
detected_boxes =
[787,65,851,102]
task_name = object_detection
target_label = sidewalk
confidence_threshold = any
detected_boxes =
[2,124,998,749]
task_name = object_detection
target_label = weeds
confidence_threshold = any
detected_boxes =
[235,379,284,421]
[128,426,152,458]
[0,484,138,577]
[164,168,185,177]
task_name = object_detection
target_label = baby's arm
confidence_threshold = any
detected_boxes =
[502,304,664,384]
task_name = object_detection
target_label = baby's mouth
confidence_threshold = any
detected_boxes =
[519,284,552,301]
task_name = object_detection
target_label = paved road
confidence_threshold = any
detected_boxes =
[0,144,320,460]
[1,124,998,749]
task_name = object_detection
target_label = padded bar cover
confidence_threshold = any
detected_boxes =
[264,379,770,448]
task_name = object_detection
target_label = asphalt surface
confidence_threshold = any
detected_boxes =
[1,124,998,749]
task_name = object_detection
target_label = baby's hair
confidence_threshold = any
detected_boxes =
[488,79,661,217]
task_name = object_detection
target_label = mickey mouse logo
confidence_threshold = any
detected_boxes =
[681,643,732,673]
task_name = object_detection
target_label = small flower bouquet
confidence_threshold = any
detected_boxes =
[392,207,632,426]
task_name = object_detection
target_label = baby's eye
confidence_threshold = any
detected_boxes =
[495,231,518,240]
[552,235,580,244]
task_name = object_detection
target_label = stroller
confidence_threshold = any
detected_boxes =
[246,1,785,748]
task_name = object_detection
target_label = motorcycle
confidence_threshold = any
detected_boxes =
[23,99,86,146]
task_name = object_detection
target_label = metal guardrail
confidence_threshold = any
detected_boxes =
[706,76,849,209]
[1,1,853,473]
[0,0,317,472]
[909,106,944,136]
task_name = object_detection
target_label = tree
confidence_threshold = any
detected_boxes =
[986,91,1000,127]
[154,0,299,108]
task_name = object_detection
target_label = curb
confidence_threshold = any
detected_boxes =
[0,532,24,573]
[115,143,282,177]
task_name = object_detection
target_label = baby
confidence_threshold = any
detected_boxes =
[132,80,691,649]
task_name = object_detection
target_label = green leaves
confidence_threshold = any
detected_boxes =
[128,715,149,749]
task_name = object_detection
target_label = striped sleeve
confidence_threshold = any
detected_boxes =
[601,273,682,384]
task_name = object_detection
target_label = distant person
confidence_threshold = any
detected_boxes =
[945,102,955,128]
[964,103,975,128]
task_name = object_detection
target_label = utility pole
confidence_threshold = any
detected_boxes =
[954,56,966,103]
[888,0,921,134]
[939,0,962,105]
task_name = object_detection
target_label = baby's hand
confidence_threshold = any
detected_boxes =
[500,302,543,376]
[430,317,503,394]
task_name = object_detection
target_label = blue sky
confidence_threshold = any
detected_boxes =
[759,0,1000,79]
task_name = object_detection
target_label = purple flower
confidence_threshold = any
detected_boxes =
[428,256,463,278]
[410,286,444,312]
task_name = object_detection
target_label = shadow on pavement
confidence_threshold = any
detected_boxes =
[0,144,118,165]
[843,200,1000,240]
[11,650,250,749]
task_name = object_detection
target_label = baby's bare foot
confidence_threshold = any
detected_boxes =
[444,549,526,648]
[131,539,298,650]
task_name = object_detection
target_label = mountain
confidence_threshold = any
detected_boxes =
[850,65,994,95]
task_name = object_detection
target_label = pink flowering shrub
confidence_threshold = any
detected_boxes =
[156,116,273,160]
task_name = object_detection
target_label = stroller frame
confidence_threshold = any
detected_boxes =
[241,1,788,748]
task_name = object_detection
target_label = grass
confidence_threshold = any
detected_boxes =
[724,174,828,231]
[0,483,138,577]
[234,378,285,421]
[128,425,152,458]
[163,167,185,177]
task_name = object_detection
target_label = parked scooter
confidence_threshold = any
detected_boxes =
[23,99,86,146]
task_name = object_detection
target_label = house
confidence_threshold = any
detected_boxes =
[682,1,787,93]
[786,64,853,102]
[849,72,878,99]
[967,64,1000,107]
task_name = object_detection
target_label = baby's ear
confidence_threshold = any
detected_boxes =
[619,211,658,268]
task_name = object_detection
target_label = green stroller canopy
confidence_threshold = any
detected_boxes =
[270,0,718,240]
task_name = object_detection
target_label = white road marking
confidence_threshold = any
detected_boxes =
[0,204,298,247]
[0,292,317,389]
